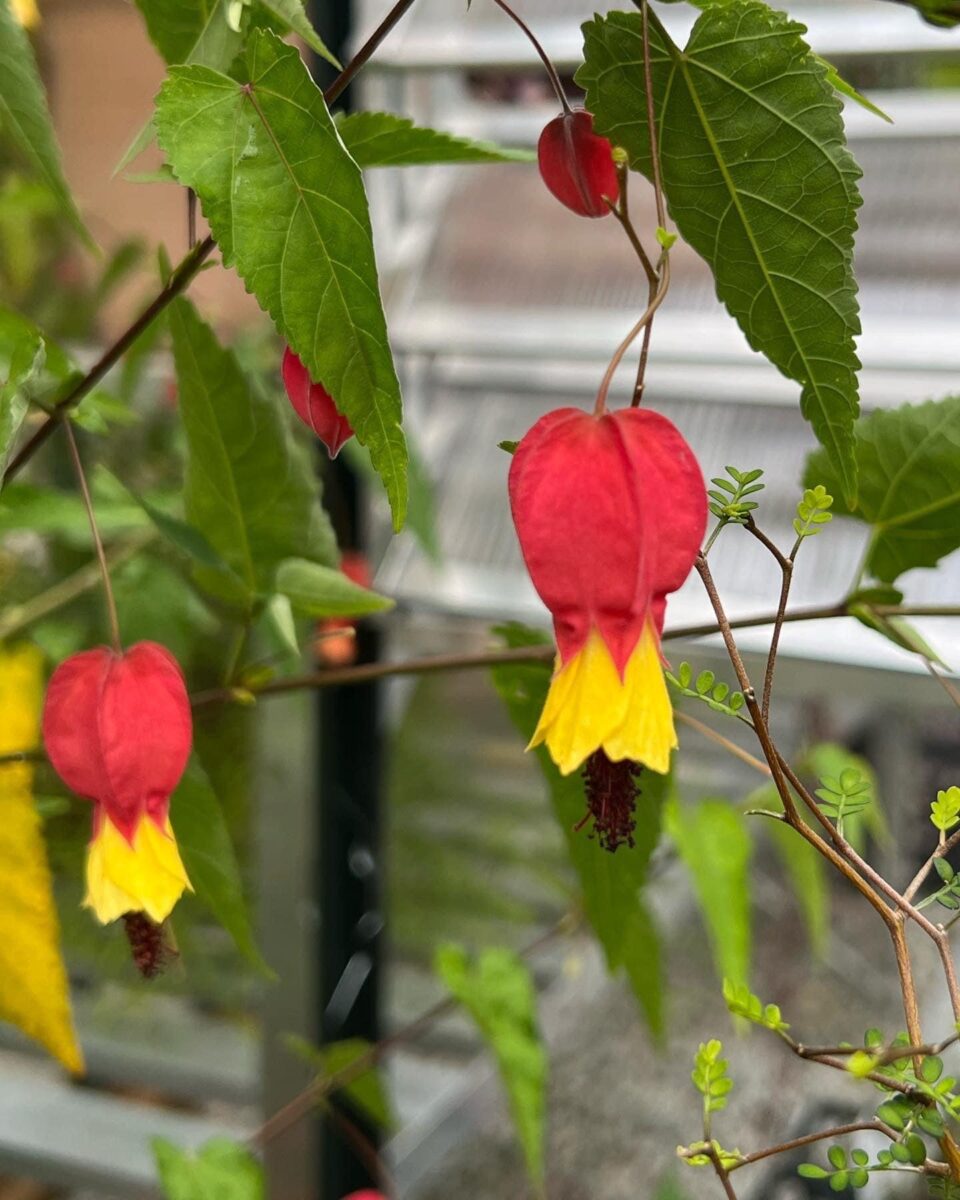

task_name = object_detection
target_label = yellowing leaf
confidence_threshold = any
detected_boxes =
[0,645,82,1073]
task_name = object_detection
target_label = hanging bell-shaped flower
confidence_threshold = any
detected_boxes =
[43,642,193,925]
[509,406,707,775]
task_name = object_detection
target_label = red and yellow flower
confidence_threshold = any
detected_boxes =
[42,641,193,925]
[509,406,706,776]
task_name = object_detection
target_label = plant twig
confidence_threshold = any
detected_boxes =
[251,914,576,1149]
[904,827,960,904]
[488,0,571,112]
[61,422,121,652]
[727,1121,897,1173]
[675,710,770,776]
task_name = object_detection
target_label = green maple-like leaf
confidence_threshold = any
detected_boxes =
[156,30,408,526]
[805,395,960,584]
[579,2,863,503]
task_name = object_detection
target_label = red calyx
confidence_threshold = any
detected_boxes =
[281,347,354,458]
[508,407,707,672]
[538,110,620,219]
[42,641,192,841]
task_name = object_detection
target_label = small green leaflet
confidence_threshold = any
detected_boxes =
[668,798,752,989]
[274,558,394,618]
[436,944,547,1188]
[491,623,667,1037]
[284,1035,393,1129]
[170,758,272,976]
[816,55,893,124]
[0,332,43,478]
[168,297,338,609]
[0,0,93,247]
[156,31,408,528]
[580,2,863,503]
[805,395,960,585]
[337,111,535,167]
[153,1137,263,1200]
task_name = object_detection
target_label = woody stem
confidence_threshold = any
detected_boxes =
[61,421,122,653]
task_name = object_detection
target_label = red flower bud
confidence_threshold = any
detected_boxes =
[282,346,354,458]
[537,110,619,218]
[42,642,193,924]
[509,407,706,775]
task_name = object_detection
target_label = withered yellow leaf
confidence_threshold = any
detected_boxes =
[0,645,82,1073]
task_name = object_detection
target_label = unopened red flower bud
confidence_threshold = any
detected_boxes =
[538,110,620,218]
[42,641,193,925]
[282,346,354,458]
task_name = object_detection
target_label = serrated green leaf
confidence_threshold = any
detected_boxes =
[284,1035,392,1129]
[817,54,893,123]
[156,31,408,527]
[168,297,338,607]
[436,944,547,1188]
[337,111,533,167]
[669,798,751,988]
[153,1137,263,1200]
[580,3,862,502]
[0,0,93,247]
[806,395,960,584]
[170,758,272,976]
[274,557,393,618]
[491,627,667,1037]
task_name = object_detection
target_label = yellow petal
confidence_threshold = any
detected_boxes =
[85,814,192,925]
[0,645,83,1073]
[11,0,39,28]
[531,623,676,775]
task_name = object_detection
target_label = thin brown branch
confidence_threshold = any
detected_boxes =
[251,914,575,1149]
[61,421,121,652]
[728,1121,897,1173]
[675,710,770,777]
[926,658,960,709]
[707,1145,740,1200]
[489,0,570,113]
[320,1099,397,1197]
[904,827,960,904]
[742,517,793,722]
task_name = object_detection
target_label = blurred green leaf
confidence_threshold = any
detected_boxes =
[134,0,239,67]
[805,396,960,584]
[168,297,338,609]
[256,0,339,66]
[491,624,667,1037]
[156,31,408,527]
[153,1137,263,1200]
[580,3,862,502]
[274,558,393,618]
[284,1035,392,1130]
[0,0,93,247]
[338,111,534,167]
[170,757,272,976]
[436,944,547,1188]
[669,798,751,988]
[0,331,42,476]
